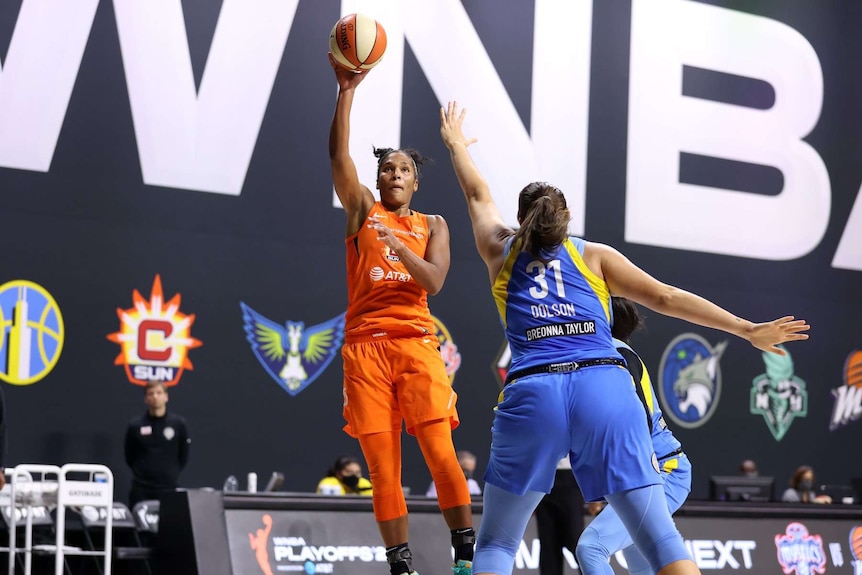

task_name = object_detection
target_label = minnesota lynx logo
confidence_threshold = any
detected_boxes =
[658,334,726,429]
[750,345,808,441]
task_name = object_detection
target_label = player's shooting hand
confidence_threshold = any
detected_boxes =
[746,316,810,355]
[369,222,404,253]
[329,52,369,91]
[440,101,478,151]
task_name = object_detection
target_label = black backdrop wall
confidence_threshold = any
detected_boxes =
[0,0,860,502]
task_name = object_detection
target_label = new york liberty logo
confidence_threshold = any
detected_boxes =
[658,333,726,429]
[240,303,345,396]
[0,280,64,385]
[750,345,807,441]
[775,522,826,575]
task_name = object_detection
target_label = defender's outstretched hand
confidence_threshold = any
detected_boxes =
[328,52,369,91]
[746,316,810,355]
[440,101,478,150]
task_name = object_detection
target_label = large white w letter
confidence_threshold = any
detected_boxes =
[0,0,99,172]
[114,0,298,195]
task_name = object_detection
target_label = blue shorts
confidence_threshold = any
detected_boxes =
[484,365,661,501]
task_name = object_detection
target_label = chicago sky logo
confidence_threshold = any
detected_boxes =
[830,350,862,431]
[432,315,461,383]
[750,345,807,441]
[775,522,826,575]
[107,275,202,386]
[658,333,726,429]
[241,303,344,396]
[0,280,64,386]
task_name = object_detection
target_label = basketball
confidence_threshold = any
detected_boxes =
[329,13,387,71]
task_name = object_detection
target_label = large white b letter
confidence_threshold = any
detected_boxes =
[627,0,830,260]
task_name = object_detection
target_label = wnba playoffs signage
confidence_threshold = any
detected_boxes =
[0,0,860,499]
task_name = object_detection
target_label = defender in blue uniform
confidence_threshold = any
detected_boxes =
[577,298,693,575]
[440,101,810,575]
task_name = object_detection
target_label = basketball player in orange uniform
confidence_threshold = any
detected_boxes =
[327,53,475,575]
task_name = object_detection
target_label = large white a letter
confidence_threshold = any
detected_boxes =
[114,0,298,195]
[627,0,830,260]
[337,0,593,234]
[832,185,862,271]
[0,0,99,172]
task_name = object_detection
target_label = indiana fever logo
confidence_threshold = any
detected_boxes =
[432,315,461,384]
[775,522,826,575]
[240,303,345,396]
[107,275,202,387]
[658,333,726,429]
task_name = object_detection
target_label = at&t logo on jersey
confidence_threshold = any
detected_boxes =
[432,315,461,383]
[775,522,826,575]
[658,333,726,429]
[0,280,64,386]
[750,345,807,441]
[830,350,862,431]
[107,275,202,386]
[241,303,345,396]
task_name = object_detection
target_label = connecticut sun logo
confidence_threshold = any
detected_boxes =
[0,280,64,386]
[432,315,461,383]
[107,275,202,386]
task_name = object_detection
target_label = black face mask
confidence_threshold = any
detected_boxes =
[342,474,360,489]
[799,479,813,491]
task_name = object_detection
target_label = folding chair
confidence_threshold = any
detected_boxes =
[130,502,159,550]
[77,503,153,575]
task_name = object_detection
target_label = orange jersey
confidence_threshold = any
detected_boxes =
[345,202,436,341]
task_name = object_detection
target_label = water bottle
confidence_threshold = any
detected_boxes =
[247,472,258,494]
[223,475,239,492]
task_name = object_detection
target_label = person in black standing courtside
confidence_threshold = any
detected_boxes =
[124,380,190,506]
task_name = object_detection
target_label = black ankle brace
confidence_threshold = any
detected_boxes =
[385,544,414,574]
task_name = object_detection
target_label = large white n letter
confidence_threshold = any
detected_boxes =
[0,0,99,172]
[338,0,593,234]
[627,0,830,260]
[114,0,298,195]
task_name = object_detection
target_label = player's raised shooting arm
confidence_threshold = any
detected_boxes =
[328,55,375,234]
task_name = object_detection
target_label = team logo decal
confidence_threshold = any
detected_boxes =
[830,350,862,431]
[241,303,345,396]
[658,333,726,429]
[0,280,64,386]
[849,525,862,575]
[433,315,461,383]
[775,522,826,575]
[750,345,807,441]
[492,342,511,389]
[107,275,202,387]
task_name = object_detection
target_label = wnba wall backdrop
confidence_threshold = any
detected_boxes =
[0,0,859,499]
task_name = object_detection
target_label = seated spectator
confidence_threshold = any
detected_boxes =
[782,465,831,503]
[426,450,482,498]
[739,459,759,477]
[317,455,372,496]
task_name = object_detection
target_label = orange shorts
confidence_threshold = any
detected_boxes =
[342,336,460,437]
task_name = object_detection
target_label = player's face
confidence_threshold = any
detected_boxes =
[377,152,418,205]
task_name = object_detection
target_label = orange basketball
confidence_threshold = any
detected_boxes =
[329,13,387,71]
[850,525,862,560]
